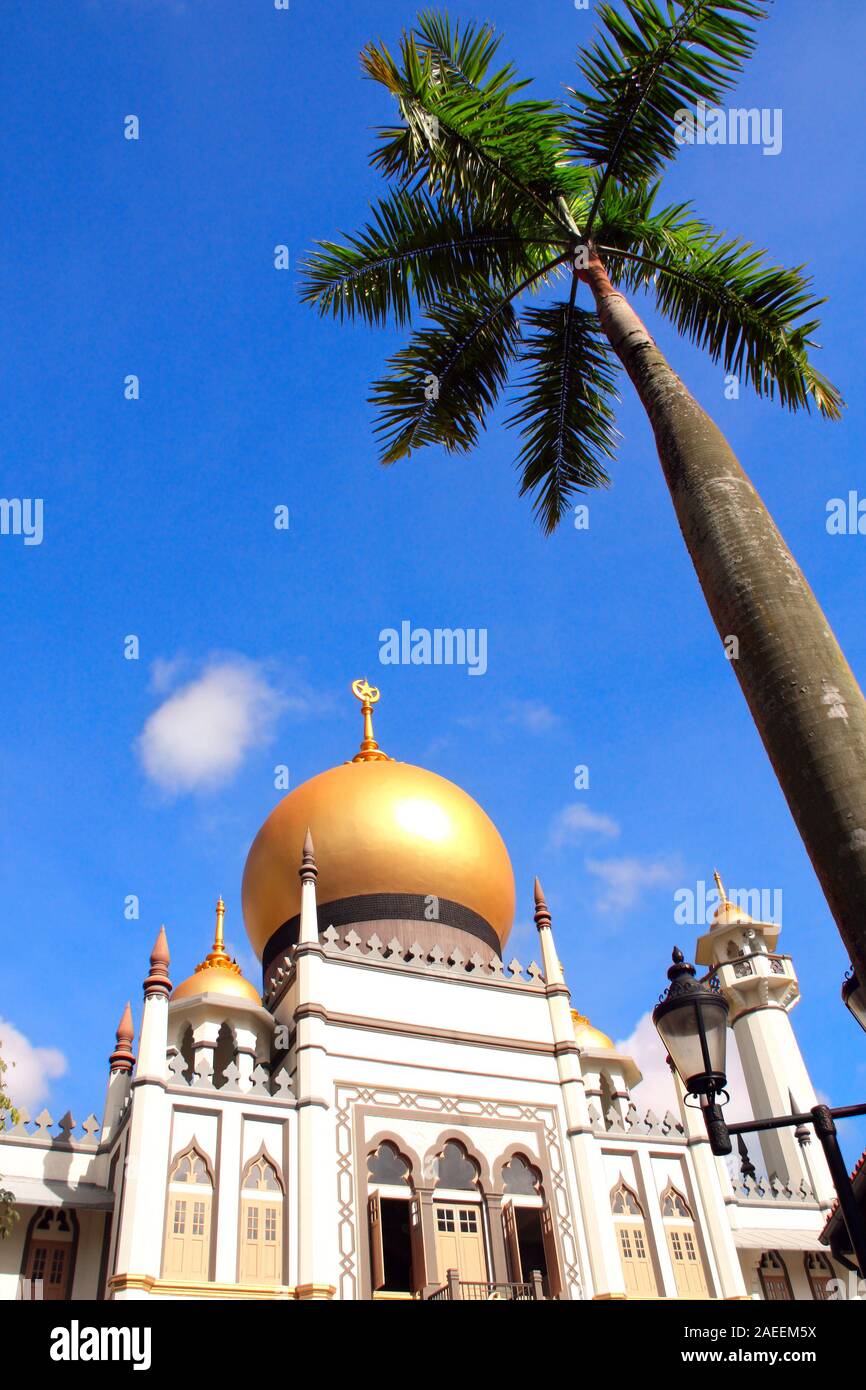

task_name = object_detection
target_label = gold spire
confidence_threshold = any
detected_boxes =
[350,678,392,762]
[202,895,232,970]
[213,895,226,956]
[171,897,261,1004]
[710,869,753,927]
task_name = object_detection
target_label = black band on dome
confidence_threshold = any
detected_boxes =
[262,892,502,976]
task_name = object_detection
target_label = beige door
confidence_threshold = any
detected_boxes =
[164,1192,212,1280]
[615,1222,659,1296]
[434,1205,487,1282]
[240,1199,282,1283]
[26,1241,71,1300]
[666,1225,709,1297]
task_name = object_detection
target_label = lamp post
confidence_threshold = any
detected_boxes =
[842,970,866,1034]
[653,946,866,1278]
[651,947,732,1156]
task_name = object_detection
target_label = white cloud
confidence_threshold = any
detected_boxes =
[550,804,620,849]
[505,700,560,734]
[148,654,188,694]
[616,1011,753,1127]
[585,854,680,914]
[0,1020,67,1112]
[137,657,285,794]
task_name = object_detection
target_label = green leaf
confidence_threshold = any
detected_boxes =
[300,192,543,327]
[508,300,620,533]
[370,286,522,463]
[569,0,770,216]
[361,27,572,226]
[594,193,843,417]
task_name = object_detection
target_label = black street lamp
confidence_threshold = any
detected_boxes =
[653,946,866,1279]
[842,970,866,1034]
[652,947,732,1156]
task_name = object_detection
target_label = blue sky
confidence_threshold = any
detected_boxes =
[2,0,866,1158]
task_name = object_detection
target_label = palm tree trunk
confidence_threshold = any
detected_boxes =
[583,256,866,981]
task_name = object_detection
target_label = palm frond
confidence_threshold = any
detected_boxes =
[370,286,522,463]
[508,300,620,533]
[569,0,770,224]
[596,205,843,417]
[413,11,525,97]
[361,30,572,226]
[300,192,550,327]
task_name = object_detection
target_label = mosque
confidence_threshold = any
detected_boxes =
[0,680,854,1301]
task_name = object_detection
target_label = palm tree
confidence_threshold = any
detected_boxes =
[300,5,866,983]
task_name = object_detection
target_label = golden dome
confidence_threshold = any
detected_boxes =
[572,1009,614,1051]
[241,681,515,962]
[172,898,261,1005]
[710,869,753,927]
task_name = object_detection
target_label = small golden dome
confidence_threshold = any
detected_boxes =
[710,869,753,928]
[241,682,515,961]
[172,898,261,1005]
[572,1009,614,1051]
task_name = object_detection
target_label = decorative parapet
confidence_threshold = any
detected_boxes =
[264,927,546,1005]
[587,1101,684,1141]
[166,1049,293,1101]
[2,1109,102,1149]
[729,1170,818,1205]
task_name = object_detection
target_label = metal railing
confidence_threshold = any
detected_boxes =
[426,1268,545,1300]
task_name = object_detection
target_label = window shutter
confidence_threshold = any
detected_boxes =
[368,1190,385,1291]
[409,1196,426,1295]
[540,1204,563,1298]
[502,1200,522,1282]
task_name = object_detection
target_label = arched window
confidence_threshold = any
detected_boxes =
[433,1141,479,1191]
[430,1141,486,1286]
[368,1141,411,1187]
[600,1073,616,1128]
[661,1188,692,1219]
[499,1154,562,1298]
[366,1141,423,1297]
[758,1251,793,1301]
[239,1154,284,1285]
[163,1145,213,1282]
[212,1021,235,1090]
[502,1155,541,1197]
[610,1180,659,1297]
[178,1026,195,1085]
[804,1252,835,1301]
[660,1184,709,1298]
[22,1208,77,1300]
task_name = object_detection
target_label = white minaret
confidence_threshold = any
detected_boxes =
[112,927,174,1294]
[534,879,625,1300]
[694,873,834,1204]
[293,829,338,1299]
[102,1002,135,1142]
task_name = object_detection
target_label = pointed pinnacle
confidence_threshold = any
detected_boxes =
[116,1001,134,1045]
[150,925,170,969]
[109,1002,136,1072]
[533,877,551,929]
[300,826,318,880]
[143,925,172,997]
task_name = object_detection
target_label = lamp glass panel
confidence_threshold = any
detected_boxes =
[846,979,866,1033]
[657,995,727,1089]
